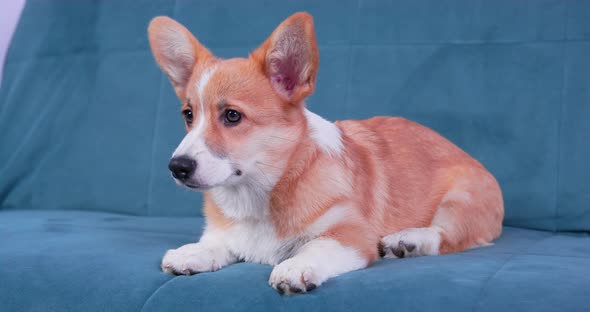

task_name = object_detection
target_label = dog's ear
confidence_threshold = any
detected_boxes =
[251,12,319,104]
[148,17,213,99]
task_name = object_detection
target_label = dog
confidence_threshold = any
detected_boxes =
[147,12,504,295]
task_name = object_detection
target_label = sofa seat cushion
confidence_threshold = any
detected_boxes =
[0,210,201,312]
[1,210,589,312]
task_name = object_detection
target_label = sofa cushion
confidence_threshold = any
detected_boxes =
[1,0,589,231]
[1,210,588,312]
[0,210,200,312]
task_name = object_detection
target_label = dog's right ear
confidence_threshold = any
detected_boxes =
[148,17,213,99]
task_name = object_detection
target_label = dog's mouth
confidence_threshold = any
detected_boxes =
[176,169,242,191]
[183,182,211,190]
[183,182,200,189]
[174,179,212,191]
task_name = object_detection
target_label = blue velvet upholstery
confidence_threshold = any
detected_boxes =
[1,211,589,312]
[1,1,589,311]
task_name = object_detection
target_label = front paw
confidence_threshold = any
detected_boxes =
[269,258,319,295]
[161,243,220,275]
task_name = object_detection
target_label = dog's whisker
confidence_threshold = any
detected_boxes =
[255,161,283,170]
[268,135,296,142]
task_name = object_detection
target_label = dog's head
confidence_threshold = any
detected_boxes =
[148,13,319,190]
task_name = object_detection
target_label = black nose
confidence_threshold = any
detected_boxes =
[168,156,196,181]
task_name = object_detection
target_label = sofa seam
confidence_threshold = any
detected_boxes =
[343,0,361,116]
[145,73,166,216]
[553,0,569,233]
[5,38,590,65]
[4,222,201,236]
[464,251,590,260]
[139,276,180,312]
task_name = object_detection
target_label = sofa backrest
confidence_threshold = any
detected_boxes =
[1,0,589,232]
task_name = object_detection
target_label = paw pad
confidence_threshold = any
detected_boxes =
[275,281,316,295]
[381,227,442,258]
[390,240,416,258]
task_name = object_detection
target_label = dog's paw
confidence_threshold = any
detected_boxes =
[383,239,418,258]
[161,243,220,275]
[269,258,319,295]
[381,227,441,258]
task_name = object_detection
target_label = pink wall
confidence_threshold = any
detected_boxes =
[0,0,26,85]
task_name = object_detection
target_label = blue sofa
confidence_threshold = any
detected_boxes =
[1,1,589,311]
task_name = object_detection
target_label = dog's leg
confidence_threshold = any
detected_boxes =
[161,229,235,275]
[269,219,378,295]
[382,171,503,258]
[269,238,369,294]
[381,226,442,258]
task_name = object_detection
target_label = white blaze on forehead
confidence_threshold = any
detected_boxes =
[172,65,218,157]
[193,65,217,136]
[197,65,217,109]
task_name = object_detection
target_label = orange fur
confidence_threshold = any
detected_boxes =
[335,117,504,254]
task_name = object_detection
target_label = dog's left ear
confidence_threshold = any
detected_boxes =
[251,12,319,104]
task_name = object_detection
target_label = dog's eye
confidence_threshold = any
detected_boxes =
[224,109,242,126]
[182,109,193,125]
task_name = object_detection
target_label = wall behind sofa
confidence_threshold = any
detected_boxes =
[0,0,25,85]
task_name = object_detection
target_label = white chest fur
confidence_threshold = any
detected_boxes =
[209,184,306,265]
[210,199,351,266]
[223,220,308,265]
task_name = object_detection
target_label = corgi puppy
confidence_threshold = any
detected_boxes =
[148,12,504,295]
